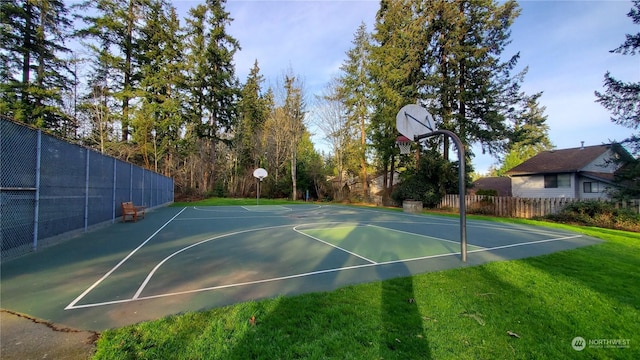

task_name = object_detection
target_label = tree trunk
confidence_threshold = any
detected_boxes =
[360,114,368,200]
[21,1,32,107]
[291,145,297,200]
[121,0,135,141]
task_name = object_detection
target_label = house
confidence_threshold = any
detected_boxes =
[505,143,632,199]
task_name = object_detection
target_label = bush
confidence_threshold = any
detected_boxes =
[544,200,640,232]
[391,149,458,208]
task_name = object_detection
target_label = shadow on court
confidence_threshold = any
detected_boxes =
[0,204,603,334]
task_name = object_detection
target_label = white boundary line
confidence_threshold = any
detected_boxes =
[64,207,187,310]
[66,233,584,309]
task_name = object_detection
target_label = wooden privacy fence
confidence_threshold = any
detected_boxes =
[439,195,640,218]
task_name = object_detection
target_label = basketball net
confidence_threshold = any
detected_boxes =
[396,135,411,155]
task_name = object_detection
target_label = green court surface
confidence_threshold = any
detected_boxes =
[0,204,601,331]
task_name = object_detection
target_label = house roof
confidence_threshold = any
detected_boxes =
[471,177,512,196]
[506,144,619,176]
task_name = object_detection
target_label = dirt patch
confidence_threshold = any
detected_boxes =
[0,310,98,360]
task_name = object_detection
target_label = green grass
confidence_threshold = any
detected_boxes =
[92,218,640,359]
[171,197,305,207]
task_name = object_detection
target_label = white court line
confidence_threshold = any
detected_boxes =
[66,233,584,309]
[64,207,187,310]
[299,224,369,232]
[467,234,582,253]
[352,206,577,240]
[132,224,295,299]
[293,224,377,264]
[175,215,288,221]
[365,223,477,248]
[241,205,291,212]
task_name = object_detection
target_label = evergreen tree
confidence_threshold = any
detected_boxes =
[184,0,240,192]
[283,74,306,200]
[595,0,640,155]
[369,0,426,199]
[0,0,73,130]
[75,0,147,142]
[234,60,272,196]
[595,0,640,197]
[422,0,521,159]
[237,60,270,170]
[391,148,457,207]
[338,22,373,199]
[494,91,553,175]
[133,0,187,173]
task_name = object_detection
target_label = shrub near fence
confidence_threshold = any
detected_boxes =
[439,194,640,218]
[0,117,174,259]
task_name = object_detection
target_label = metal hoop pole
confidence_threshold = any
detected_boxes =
[415,130,467,262]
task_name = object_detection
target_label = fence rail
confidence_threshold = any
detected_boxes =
[440,194,640,218]
[1,117,174,259]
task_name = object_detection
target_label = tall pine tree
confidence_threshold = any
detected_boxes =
[75,0,147,142]
[422,0,521,160]
[595,0,640,197]
[184,0,240,192]
[133,0,187,173]
[595,0,640,154]
[339,22,373,200]
[0,0,72,130]
[369,0,426,199]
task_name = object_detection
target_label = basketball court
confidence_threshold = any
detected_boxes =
[0,204,601,331]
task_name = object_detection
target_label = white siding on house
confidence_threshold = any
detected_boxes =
[578,177,614,199]
[582,149,620,173]
[511,175,576,198]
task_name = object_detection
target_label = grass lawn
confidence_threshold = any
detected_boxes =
[92,208,639,359]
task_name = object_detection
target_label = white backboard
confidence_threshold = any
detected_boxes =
[396,104,435,140]
[253,168,268,180]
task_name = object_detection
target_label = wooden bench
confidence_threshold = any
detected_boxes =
[121,202,145,222]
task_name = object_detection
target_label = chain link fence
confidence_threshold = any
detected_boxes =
[1,116,174,259]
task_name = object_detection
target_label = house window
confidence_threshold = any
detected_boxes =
[544,175,557,188]
[544,174,571,188]
[584,182,598,193]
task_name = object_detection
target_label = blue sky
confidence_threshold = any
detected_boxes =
[175,0,639,173]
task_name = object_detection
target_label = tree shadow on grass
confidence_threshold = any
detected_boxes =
[192,252,434,359]
[458,258,638,359]
[377,258,432,359]
[523,242,640,310]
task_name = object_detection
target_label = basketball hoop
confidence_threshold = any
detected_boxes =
[396,135,412,155]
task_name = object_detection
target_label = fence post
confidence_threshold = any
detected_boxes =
[32,130,42,251]
[112,158,117,223]
[84,148,90,231]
